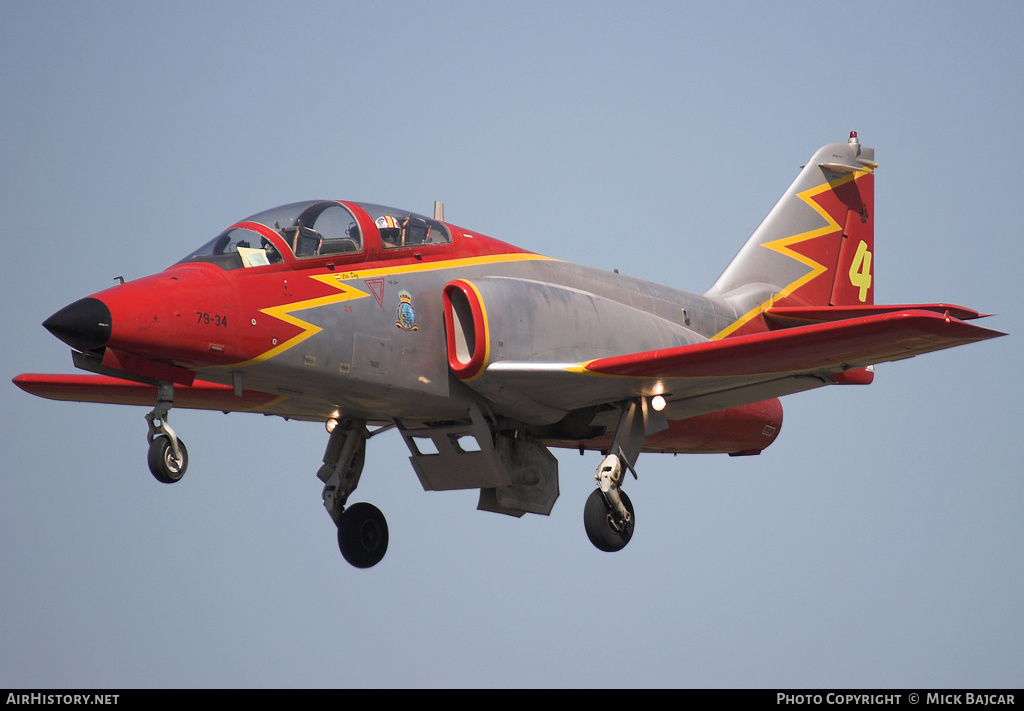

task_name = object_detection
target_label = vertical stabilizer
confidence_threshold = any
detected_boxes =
[706,133,876,339]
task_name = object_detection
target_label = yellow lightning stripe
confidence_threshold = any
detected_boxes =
[232,278,371,367]
[711,169,872,340]
[343,252,554,280]
[237,252,554,367]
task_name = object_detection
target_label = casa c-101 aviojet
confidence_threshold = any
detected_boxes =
[14,133,1005,568]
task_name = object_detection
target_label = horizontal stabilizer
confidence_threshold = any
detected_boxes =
[762,303,993,329]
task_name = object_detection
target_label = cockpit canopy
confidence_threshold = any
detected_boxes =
[178,200,451,270]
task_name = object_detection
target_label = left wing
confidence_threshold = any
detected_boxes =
[477,307,1005,421]
[11,373,328,422]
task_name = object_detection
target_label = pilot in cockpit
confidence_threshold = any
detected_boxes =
[376,215,404,247]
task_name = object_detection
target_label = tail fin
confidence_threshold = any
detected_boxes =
[707,132,877,338]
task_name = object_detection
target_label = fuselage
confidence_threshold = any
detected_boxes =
[42,199,781,453]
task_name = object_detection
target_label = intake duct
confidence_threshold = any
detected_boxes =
[443,279,488,380]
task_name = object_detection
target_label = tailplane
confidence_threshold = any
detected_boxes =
[707,132,877,338]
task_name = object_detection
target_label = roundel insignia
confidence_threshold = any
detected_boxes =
[396,290,418,331]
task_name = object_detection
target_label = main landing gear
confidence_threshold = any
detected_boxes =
[581,398,664,554]
[318,419,389,568]
[139,387,657,562]
[584,454,635,552]
[145,383,188,484]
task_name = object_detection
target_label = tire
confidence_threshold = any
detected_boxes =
[337,502,389,568]
[583,488,634,552]
[147,436,188,484]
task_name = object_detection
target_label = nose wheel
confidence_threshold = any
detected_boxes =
[148,434,188,483]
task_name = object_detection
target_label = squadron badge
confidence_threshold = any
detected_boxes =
[396,290,418,331]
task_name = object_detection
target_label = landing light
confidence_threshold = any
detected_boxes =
[651,395,667,412]
[326,418,339,433]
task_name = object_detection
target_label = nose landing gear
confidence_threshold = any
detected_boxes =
[145,384,188,484]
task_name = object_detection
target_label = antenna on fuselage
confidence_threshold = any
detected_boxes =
[434,201,444,221]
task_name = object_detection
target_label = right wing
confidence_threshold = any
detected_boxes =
[475,306,1005,421]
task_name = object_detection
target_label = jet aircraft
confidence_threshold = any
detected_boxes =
[14,134,1004,568]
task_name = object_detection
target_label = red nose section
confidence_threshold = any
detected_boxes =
[46,265,256,369]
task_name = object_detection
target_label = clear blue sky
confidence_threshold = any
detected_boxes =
[2,0,1020,688]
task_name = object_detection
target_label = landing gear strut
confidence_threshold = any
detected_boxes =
[582,398,665,553]
[319,420,389,568]
[583,455,635,552]
[145,383,188,484]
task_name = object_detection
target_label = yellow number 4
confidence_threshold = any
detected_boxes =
[848,240,872,302]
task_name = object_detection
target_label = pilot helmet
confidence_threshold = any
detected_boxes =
[376,215,402,244]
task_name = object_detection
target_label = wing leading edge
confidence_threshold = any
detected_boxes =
[12,373,304,417]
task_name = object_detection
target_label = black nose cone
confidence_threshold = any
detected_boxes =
[43,297,112,351]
